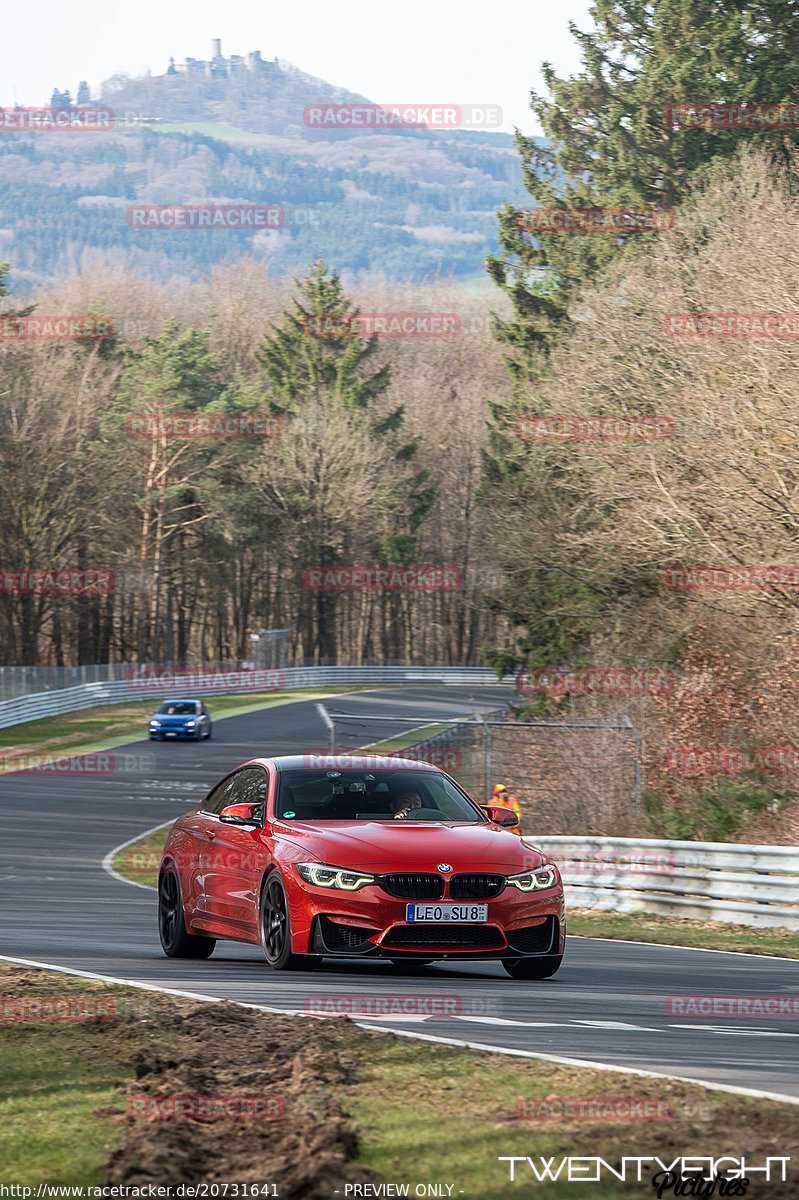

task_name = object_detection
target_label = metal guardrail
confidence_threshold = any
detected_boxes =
[0,666,513,730]
[533,835,799,930]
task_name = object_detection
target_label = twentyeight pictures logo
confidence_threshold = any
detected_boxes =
[304,566,462,591]
[303,313,459,338]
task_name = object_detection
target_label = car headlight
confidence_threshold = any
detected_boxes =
[150,720,161,727]
[186,721,196,727]
[506,866,557,892]
[296,862,375,891]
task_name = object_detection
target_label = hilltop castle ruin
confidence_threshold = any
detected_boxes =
[165,39,278,80]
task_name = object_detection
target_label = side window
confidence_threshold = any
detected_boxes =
[227,767,269,816]
[201,775,237,816]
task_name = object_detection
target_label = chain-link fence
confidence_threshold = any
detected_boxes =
[321,707,643,836]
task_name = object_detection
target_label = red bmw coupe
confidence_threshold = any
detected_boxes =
[157,754,565,979]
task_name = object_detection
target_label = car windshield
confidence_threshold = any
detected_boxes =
[275,768,485,823]
[157,702,198,715]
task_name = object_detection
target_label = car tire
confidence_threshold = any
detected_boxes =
[502,954,563,980]
[260,872,299,970]
[158,868,216,959]
[205,726,212,739]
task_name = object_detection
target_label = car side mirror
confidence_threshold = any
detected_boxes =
[219,802,262,826]
[483,804,519,828]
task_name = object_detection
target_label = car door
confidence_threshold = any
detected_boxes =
[202,766,270,937]
[181,773,238,926]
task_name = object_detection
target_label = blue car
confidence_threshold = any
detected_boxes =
[149,699,212,741]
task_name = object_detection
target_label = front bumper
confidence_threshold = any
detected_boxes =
[287,872,565,959]
[149,726,199,739]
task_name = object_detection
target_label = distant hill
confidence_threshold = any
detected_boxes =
[0,46,535,295]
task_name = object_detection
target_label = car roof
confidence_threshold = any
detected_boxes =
[245,754,441,772]
[157,697,201,704]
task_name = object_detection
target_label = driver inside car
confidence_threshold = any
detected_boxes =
[390,790,423,820]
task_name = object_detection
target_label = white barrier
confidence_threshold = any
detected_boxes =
[0,666,513,730]
[533,835,799,930]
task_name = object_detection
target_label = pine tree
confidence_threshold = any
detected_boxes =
[488,0,799,389]
[252,260,434,662]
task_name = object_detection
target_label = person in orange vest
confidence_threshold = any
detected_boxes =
[492,783,523,834]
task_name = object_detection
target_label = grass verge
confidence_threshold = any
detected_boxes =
[1,963,797,1197]
[567,908,799,958]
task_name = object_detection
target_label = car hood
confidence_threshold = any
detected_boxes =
[275,820,548,872]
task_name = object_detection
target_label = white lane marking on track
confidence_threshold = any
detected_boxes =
[2,952,799,1107]
[568,934,799,964]
[101,819,175,891]
[451,1016,574,1027]
[669,1023,799,1038]
[573,1019,661,1031]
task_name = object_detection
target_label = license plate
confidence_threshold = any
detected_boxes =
[406,903,488,923]
[166,731,178,737]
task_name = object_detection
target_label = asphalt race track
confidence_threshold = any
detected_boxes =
[2,686,799,1102]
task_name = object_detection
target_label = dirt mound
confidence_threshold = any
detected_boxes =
[105,1002,373,1198]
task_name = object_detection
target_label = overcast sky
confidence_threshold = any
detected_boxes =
[1,0,594,135]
